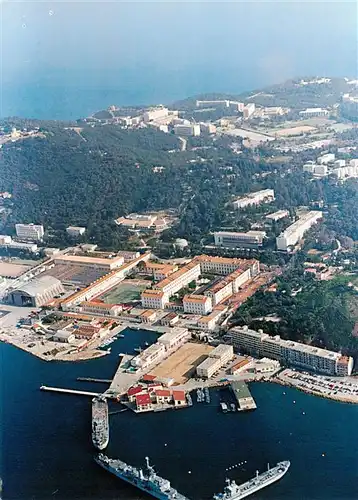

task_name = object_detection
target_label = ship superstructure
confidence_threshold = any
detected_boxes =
[95,453,190,500]
[92,396,109,450]
[213,461,290,500]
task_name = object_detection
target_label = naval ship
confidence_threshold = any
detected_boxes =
[92,396,109,450]
[213,461,290,500]
[95,454,190,500]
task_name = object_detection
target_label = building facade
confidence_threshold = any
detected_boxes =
[232,189,275,210]
[276,211,323,251]
[214,230,266,248]
[15,223,44,241]
[183,294,212,315]
[228,326,354,376]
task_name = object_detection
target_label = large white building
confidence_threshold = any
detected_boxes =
[228,326,354,376]
[299,107,329,118]
[0,235,38,253]
[243,103,256,119]
[214,230,266,249]
[276,211,322,252]
[131,343,166,370]
[143,107,169,123]
[154,261,201,297]
[54,254,124,271]
[196,344,234,378]
[195,255,260,277]
[66,226,86,237]
[141,289,169,309]
[232,189,275,210]
[157,328,190,351]
[174,124,201,136]
[317,153,335,165]
[15,223,44,241]
[183,294,212,315]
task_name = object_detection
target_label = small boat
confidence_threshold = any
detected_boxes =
[187,393,193,406]
[134,347,142,353]
[204,387,211,404]
[118,334,125,338]
[220,402,228,413]
[230,403,236,412]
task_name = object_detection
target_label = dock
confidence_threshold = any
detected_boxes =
[77,377,112,384]
[40,385,100,397]
[230,381,257,411]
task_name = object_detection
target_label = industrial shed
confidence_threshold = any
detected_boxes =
[8,276,64,307]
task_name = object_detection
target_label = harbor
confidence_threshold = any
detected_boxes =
[2,339,358,500]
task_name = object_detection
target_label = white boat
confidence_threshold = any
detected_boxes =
[220,402,228,413]
[213,461,290,500]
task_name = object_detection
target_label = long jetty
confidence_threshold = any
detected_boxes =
[77,377,112,384]
[40,385,100,397]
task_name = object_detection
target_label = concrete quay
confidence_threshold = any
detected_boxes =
[40,386,100,397]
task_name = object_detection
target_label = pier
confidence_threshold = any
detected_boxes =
[230,381,257,411]
[77,377,112,384]
[40,385,100,397]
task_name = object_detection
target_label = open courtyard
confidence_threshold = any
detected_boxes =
[149,342,214,384]
[100,279,148,304]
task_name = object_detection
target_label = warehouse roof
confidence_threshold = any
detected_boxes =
[12,276,62,297]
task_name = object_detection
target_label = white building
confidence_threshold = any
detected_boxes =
[143,107,169,123]
[174,124,201,136]
[299,107,329,118]
[0,235,38,252]
[54,254,124,271]
[196,255,260,277]
[183,294,212,315]
[0,235,12,245]
[196,343,234,378]
[317,153,335,165]
[209,344,234,364]
[196,357,221,378]
[131,343,166,370]
[81,301,122,316]
[15,223,44,241]
[232,189,275,209]
[243,103,255,119]
[66,226,86,237]
[199,122,217,134]
[196,100,230,109]
[228,326,354,376]
[276,211,322,252]
[214,230,266,248]
[334,160,346,168]
[265,210,289,222]
[157,328,190,351]
[154,261,201,297]
[141,289,169,309]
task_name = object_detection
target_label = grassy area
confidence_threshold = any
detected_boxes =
[101,283,147,304]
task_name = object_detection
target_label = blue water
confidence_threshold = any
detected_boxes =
[1,328,358,500]
[1,68,259,121]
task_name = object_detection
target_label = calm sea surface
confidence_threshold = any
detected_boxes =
[1,328,358,500]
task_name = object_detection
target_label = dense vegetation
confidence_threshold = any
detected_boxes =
[233,269,358,357]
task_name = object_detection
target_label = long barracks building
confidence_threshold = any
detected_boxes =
[228,325,354,376]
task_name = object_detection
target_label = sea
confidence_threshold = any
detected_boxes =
[1,327,358,500]
[0,68,260,121]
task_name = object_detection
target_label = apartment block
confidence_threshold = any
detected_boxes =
[214,230,266,249]
[276,211,322,251]
[15,223,44,241]
[232,189,275,210]
[228,326,354,376]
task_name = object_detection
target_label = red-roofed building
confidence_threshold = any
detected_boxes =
[127,386,145,402]
[172,390,186,407]
[135,393,152,412]
[141,374,156,382]
[154,389,172,403]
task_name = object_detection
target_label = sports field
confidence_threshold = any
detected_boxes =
[101,281,147,304]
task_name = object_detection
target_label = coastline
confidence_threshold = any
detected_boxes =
[0,334,108,362]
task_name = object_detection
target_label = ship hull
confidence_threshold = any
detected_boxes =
[95,459,177,500]
[226,468,288,499]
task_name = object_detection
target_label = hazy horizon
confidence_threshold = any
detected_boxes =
[1,1,357,118]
